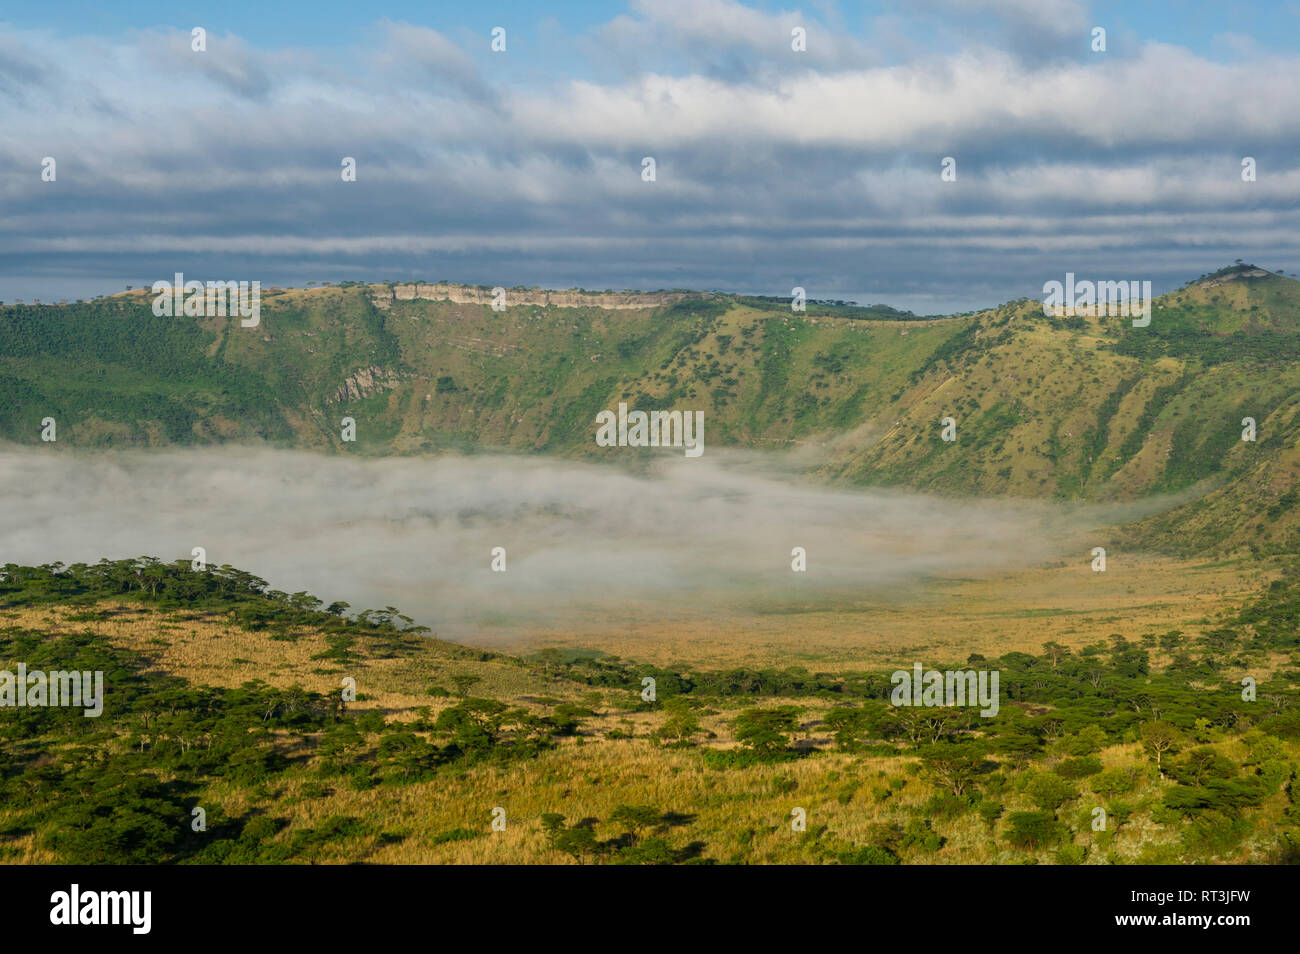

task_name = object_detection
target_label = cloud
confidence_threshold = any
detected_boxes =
[0,7,1298,307]
[505,44,1300,150]
[925,0,1090,38]
[161,29,274,100]
[371,20,498,104]
[0,445,1161,641]
[910,0,1093,58]
[0,30,54,101]
[587,0,875,77]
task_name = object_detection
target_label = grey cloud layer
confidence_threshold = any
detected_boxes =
[2,4,1298,307]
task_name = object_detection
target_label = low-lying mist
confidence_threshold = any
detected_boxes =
[0,445,1174,643]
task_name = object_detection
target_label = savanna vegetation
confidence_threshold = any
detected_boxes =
[1,557,1296,865]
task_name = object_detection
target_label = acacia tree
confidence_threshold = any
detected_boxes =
[920,742,987,797]
[891,707,955,748]
[1141,721,1182,779]
[541,814,599,865]
[450,674,482,698]
[655,697,701,745]
[610,805,661,841]
[731,706,800,757]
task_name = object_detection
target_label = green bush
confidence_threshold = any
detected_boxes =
[1091,766,1141,798]
[1054,843,1087,865]
[1004,811,1066,850]
[1055,757,1103,780]
[838,845,901,865]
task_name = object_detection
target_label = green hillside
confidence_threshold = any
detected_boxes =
[4,265,1299,553]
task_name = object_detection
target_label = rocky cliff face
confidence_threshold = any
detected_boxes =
[369,283,691,311]
[333,365,403,402]
[1196,268,1271,287]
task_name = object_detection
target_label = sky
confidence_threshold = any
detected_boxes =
[3,0,1299,312]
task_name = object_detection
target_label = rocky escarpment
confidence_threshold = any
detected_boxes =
[369,283,693,311]
[333,365,404,402]
[1194,266,1273,288]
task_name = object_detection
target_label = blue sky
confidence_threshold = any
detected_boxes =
[3,0,1299,311]
[12,1,1300,55]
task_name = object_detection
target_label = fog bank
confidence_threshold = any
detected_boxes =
[0,446,1160,640]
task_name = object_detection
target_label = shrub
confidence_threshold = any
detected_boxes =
[1055,757,1103,780]
[900,817,944,853]
[838,845,901,865]
[1024,772,1077,811]
[922,791,977,819]
[1004,811,1066,850]
[1054,843,1087,865]
[977,799,1004,828]
[1062,725,1108,756]
[1091,766,1141,797]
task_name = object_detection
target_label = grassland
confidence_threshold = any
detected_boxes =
[1,557,1296,865]
[502,555,1267,670]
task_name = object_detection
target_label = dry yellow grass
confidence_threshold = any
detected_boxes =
[2,602,585,718]
[3,556,1291,865]
[169,731,1298,864]
[498,555,1265,670]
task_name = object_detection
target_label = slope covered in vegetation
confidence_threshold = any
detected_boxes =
[1,558,1297,864]
[2,265,1297,554]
